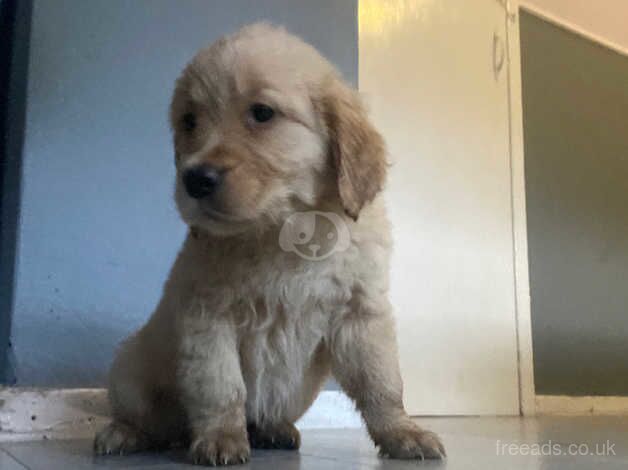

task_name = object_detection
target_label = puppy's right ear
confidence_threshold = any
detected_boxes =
[320,78,387,220]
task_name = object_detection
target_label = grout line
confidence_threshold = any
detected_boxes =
[0,447,32,470]
[298,451,376,467]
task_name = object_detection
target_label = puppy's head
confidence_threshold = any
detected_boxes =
[170,23,386,236]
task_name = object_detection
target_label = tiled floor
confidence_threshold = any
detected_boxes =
[1,417,628,469]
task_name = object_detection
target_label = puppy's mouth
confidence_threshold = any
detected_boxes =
[200,206,243,223]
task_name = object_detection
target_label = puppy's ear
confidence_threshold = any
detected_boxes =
[322,79,387,220]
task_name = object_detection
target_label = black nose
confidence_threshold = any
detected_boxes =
[182,165,222,199]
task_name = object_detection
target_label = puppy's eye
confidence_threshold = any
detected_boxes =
[250,103,275,123]
[181,112,197,132]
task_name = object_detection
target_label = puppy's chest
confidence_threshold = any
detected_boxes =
[201,250,352,319]
[201,253,351,363]
[228,265,341,422]
[236,296,327,376]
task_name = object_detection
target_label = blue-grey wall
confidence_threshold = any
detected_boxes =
[9,0,357,386]
[521,11,628,395]
[1,0,33,384]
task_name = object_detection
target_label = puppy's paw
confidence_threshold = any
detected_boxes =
[248,422,300,450]
[189,429,250,466]
[374,423,445,460]
[94,421,150,455]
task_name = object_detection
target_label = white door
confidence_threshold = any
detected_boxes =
[359,0,520,415]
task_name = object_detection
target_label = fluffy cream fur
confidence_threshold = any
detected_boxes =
[94,23,445,465]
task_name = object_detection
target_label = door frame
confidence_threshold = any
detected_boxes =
[505,0,536,416]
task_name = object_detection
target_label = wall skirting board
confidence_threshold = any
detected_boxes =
[3,388,628,440]
[536,395,628,416]
[0,389,362,441]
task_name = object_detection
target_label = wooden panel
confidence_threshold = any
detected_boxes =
[359,0,520,415]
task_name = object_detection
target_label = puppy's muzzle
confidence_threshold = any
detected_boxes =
[183,164,223,199]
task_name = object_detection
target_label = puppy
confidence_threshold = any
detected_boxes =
[94,23,445,465]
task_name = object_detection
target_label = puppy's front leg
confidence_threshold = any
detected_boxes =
[331,297,445,460]
[179,314,249,466]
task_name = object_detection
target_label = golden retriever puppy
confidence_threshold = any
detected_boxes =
[94,23,445,465]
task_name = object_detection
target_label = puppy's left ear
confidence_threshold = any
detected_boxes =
[322,79,387,220]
